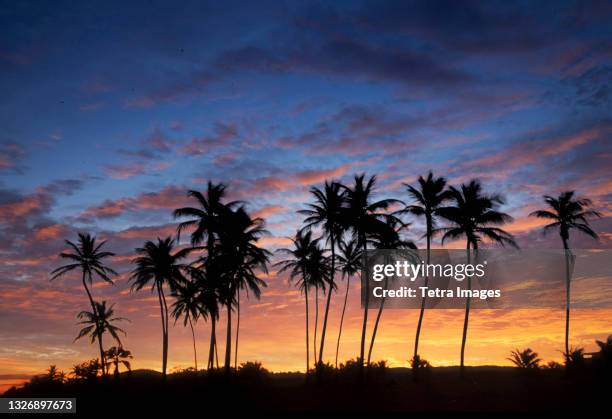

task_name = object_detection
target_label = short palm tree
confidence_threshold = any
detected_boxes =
[341,174,402,368]
[437,180,517,375]
[104,346,133,377]
[51,233,117,374]
[74,301,127,373]
[402,172,451,360]
[334,238,362,368]
[171,279,205,371]
[189,265,221,370]
[299,181,345,366]
[507,348,541,369]
[366,218,416,365]
[529,191,600,356]
[130,237,192,379]
[276,230,328,373]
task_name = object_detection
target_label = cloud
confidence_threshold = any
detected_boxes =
[0,142,26,173]
[179,123,238,156]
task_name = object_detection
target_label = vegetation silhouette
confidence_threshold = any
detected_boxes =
[530,191,601,356]
[437,180,518,376]
[50,233,117,375]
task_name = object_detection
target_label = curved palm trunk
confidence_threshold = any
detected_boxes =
[208,319,216,370]
[188,316,197,371]
[224,303,232,374]
[367,274,389,365]
[459,242,472,377]
[234,290,240,369]
[359,236,369,368]
[318,235,335,366]
[305,283,310,374]
[414,232,431,359]
[562,238,571,357]
[156,286,168,379]
[313,286,319,365]
[82,272,106,376]
[335,275,351,368]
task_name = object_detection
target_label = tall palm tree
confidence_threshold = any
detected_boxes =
[276,230,328,373]
[171,280,204,371]
[529,191,600,356]
[300,181,345,366]
[130,237,192,379]
[334,238,361,368]
[366,218,416,365]
[342,174,402,368]
[74,300,127,373]
[51,233,117,375]
[402,172,451,361]
[216,206,270,373]
[438,180,517,375]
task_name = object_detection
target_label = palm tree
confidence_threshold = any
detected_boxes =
[300,181,345,366]
[507,348,541,369]
[529,191,601,356]
[216,206,270,373]
[341,174,402,368]
[334,238,362,368]
[130,237,192,379]
[173,182,241,248]
[51,233,117,374]
[187,266,220,370]
[74,300,127,373]
[437,180,517,375]
[104,346,133,377]
[366,218,416,365]
[276,230,328,373]
[402,172,451,361]
[171,280,204,371]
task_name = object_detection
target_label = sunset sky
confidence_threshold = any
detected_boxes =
[1,0,611,392]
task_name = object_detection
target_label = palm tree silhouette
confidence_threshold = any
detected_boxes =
[437,180,517,376]
[74,300,127,372]
[104,346,133,377]
[507,348,541,369]
[402,172,451,361]
[187,266,220,370]
[51,233,117,375]
[366,218,416,365]
[334,238,362,368]
[130,237,192,379]
[171,280,204,371]
[300,181,345,367]
[529,191,601,356]
[216,206,270,373]
[276,230,329,373]
[342,174,401,368]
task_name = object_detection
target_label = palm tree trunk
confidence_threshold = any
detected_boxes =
[313,286,319,365]
[208,319,216,370]
[367,275,388,365]
[305,283,310,374]
[335,275,351,368]
[188,316,197,371]
[82,272,105,376]
[234,290,240,369]
[360,237,369,368]
[318,235,335,366]
[562,238,571,358]
[224,303,232,373]
[158,285,169,380]
[413,231,431,360]
[156,286,167,378]
[460,242,472,377]
[97,331,105,378]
